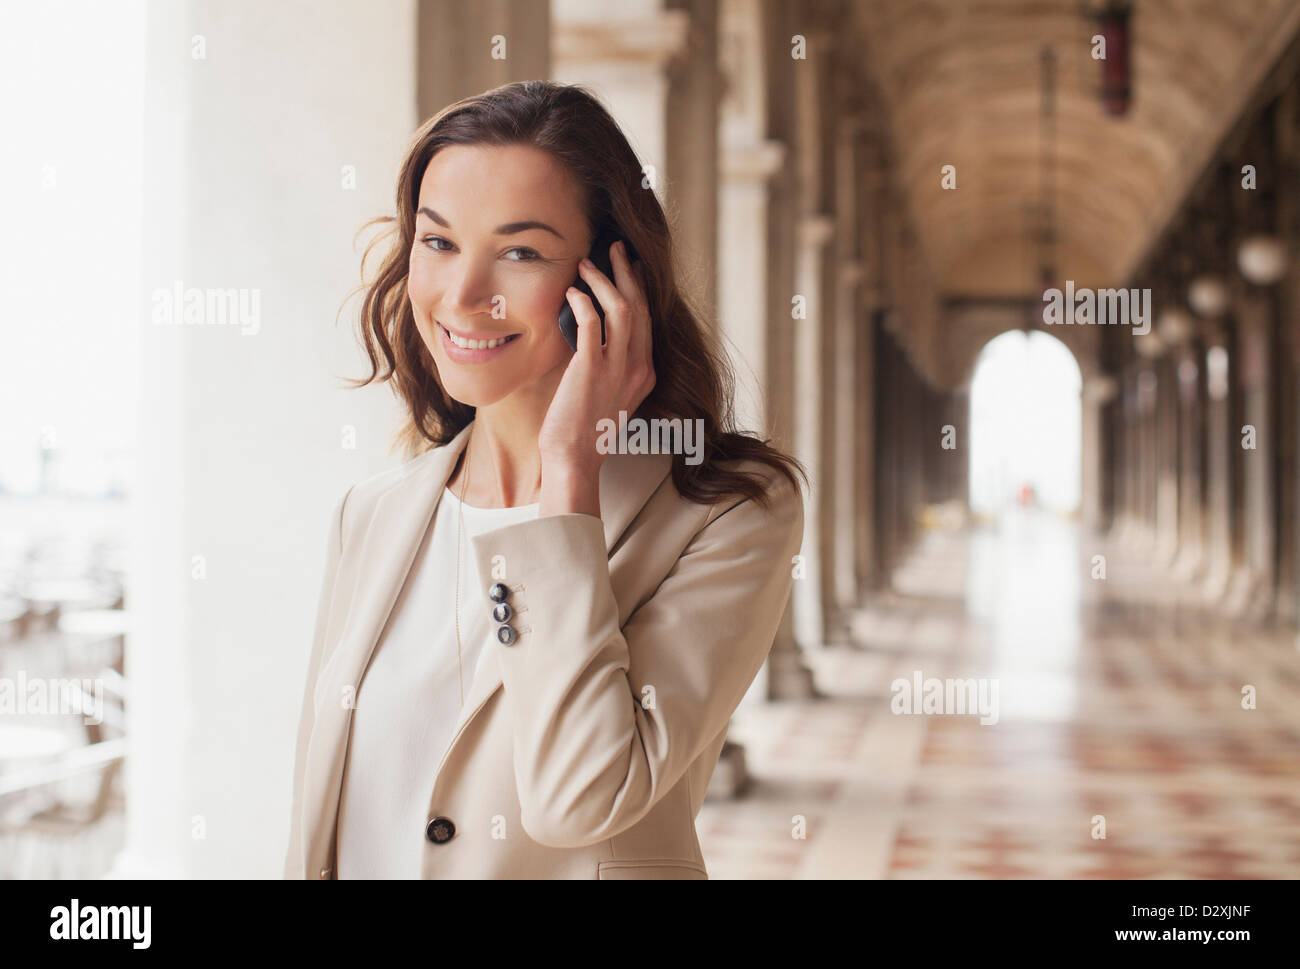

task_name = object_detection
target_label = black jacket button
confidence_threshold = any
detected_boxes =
[488,583,510,603]
[492,602,512,622]
[426,817,455,844]
[496,624,517,645]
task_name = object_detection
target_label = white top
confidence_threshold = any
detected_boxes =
[335,485,539,879]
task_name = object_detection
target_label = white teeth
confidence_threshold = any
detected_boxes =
[444,326,514,350]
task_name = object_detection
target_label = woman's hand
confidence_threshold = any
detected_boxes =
[538,239,655,516]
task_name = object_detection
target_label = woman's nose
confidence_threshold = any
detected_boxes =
[443,258,496,316]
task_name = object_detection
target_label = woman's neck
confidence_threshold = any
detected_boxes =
[448,403,547,509]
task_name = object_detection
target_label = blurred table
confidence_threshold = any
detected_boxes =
[56,609,129,639]
[0,724,79,764]
[20,578,120,612]
[56,609,128,676]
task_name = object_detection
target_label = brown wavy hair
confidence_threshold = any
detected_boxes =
[342,80,806,510]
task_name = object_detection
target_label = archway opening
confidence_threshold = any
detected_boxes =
[968,329,1082,518]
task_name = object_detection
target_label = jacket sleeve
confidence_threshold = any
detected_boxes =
[284,486,352,878]
[469,469,804,849]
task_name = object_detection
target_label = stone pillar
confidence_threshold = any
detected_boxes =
[832,256,864,605]
[1202,322,1234,601]
[718,0,784,437]
[829,116,867,642]
[790,211,833,650]
[1225,287,1277,619]
[1137,365,1158,552]
[874,319,902,580]
[707,0,790,796]
[1155,354,1182,565]
[665,0,719,317]
[784,26,841,652]
[416,0,549,117]
[854,304,878,595]
[1276,78,1300,629]
[903,359,923,544]
[551,0,689,210]
[761,0,815,700]
[950,384,971,511]
[1172,344,1208,582]
[717,142,785,436]
[1276,286,1299,623]
[1081,373,1117,536]
[1112,370,1134,544]
[854,136,886,599]
[1118,370,1137,543]
[1284,265,1300,628]
[118,0,413,878]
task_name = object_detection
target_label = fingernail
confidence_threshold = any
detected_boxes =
[580,257,594,269]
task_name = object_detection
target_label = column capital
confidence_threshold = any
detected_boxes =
[553,9,690,69]
[1083,374,1119,404]
[798,212,835,250]
[839,260,866,287]
[720,139,786,182]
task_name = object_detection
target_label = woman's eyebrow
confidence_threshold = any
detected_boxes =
[417,206,565,240]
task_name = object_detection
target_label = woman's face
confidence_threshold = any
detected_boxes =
[408,143,590,410]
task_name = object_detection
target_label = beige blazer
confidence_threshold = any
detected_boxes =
[284,419,804,879]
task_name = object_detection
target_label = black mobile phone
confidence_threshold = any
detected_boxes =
[558,227,634,351]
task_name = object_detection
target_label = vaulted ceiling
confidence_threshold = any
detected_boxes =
[852,0,1300,302]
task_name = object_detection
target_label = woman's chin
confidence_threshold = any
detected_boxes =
[440,379,514,411]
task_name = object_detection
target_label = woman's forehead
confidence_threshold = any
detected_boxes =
[419,144,584,218]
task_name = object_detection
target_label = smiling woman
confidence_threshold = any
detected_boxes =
[342,80,802,506]
[285,80,807,881]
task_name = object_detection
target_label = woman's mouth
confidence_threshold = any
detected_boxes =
[438,322,522,362]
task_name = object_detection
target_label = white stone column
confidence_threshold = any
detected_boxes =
[551,0,688,209]
[1155,357,1182,566]
[1202,323,1234,602]
[417,0,550,117]
[718,144,786,436]
[114,0,413,878]
[1171,347,1207,582]
[1081,374,1117,536]
[718,0,783,436]
[832,258,864,618]
[790,212,834,651]
[1233,290,1276,619]
[665,0,720,317]
[829,117,866,639]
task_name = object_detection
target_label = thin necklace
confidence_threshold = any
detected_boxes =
[453,436,471,709]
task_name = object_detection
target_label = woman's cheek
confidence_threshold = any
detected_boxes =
[514,284,568,342]
[406,258,434,317]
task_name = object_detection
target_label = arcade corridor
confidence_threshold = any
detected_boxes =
[699,509,1300,878]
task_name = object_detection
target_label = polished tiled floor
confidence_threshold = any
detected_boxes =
[697,508,1300,879]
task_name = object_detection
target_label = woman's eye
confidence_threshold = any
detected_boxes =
[418,237,537,262]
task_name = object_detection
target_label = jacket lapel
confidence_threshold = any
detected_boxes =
[304,416,673,859]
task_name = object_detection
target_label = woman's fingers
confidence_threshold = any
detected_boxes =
[610,242,653,377]
[570,239,656,416]
[630,258,654,391]
[577,248,630,365]
[564,286,603,362]
[606,242,654,407]
[611,240,648,318]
